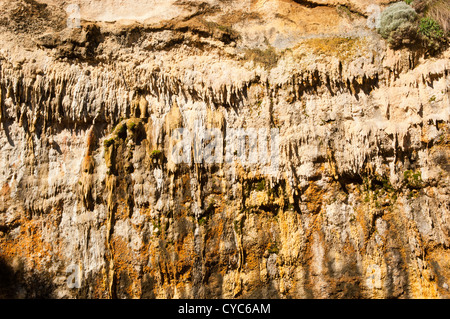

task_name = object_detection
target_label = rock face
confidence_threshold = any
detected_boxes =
[0,0,449,299]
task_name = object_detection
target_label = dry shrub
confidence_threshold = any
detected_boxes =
[378,2,419,48]
[426,0,450,34]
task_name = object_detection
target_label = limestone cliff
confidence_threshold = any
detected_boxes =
[0,0,449,299]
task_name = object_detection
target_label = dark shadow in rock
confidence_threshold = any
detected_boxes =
[1,120,15,147]
[0,256,55,299]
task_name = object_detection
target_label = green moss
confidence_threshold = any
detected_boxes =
[407,189,419,199]
[381,176,395,193]
[255,180,266,192]
[233,219,244,235]
[202,20,235,35]
[361,174,398,208]
[375,200,381,209]
[104,138,115,148]
[115,123,126,135]
[150,149,162,159]
[337,5,354,20]
[268,242,279,254]
[243,46,279,69]
[404,169,423,189]
[152,221,161,236]
[299,37,364,61]
[233,220,239,233]
[127,121,137,132]
[198,217,207,226]
[216,24,234,34]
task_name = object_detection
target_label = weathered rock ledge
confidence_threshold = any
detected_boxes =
[0,0,448,298]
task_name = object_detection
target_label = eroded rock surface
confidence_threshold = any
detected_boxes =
[0,0,449,298]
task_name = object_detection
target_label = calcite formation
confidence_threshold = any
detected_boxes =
[0,0,449,299]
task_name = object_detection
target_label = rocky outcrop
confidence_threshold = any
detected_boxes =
[0,0,449,298]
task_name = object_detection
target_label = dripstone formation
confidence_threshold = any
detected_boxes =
[0,0,448,298]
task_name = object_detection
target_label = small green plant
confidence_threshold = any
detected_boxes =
[420,17,444,38]
[404,169,423,189]
[419,16,446,51]
[404,0,413,5]
[361,174,397,207]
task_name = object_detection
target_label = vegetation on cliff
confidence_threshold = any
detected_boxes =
[378,1,448,53]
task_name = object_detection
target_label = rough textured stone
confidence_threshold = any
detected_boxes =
[0,0,449,299]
